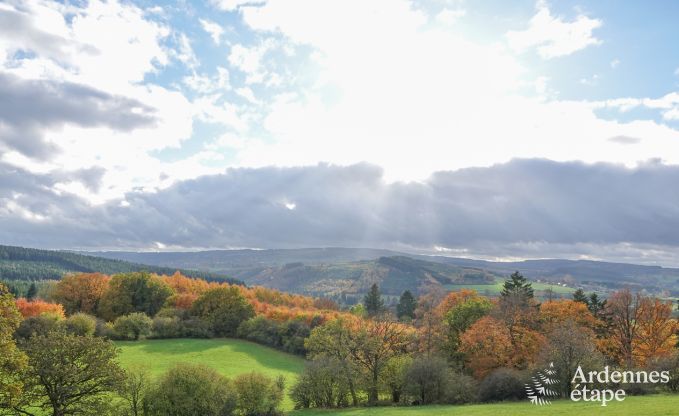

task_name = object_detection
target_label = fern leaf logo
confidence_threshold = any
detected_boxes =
[525,362,559,405]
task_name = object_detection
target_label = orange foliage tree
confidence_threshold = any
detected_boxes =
[15,298,65,318]
[53,273,110,315]
[459,316,514,378]
[540,299,598,332]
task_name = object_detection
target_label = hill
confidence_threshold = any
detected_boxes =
[0,245,242,284]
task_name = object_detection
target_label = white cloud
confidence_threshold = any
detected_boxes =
[506,1,602,59]
[199,18,224,44]
[227,40,277,84]
[210,0,252,11]
[435,8,466,25]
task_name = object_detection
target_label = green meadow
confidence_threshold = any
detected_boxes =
[291,394,679,416]
[116,338,305,410]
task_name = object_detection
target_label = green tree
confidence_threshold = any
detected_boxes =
[62,313,97,337]
[26,283,37,300]
[191,287,254,337]
[144,363,236,416]
[443,296,493,362]
[379,355,412,403]
[500,271,534,300]
[363,283,384,317]
[233,372,285,416]
[396,290,417,321]
[588,292,606,316]
[118,367,150,416]
[0,283,28,409]
[113,312,153,340]
[572,288,588,304]
[14,331,125,416]
[98,272,173,321]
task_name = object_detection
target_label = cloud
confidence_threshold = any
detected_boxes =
[506,1,602,59]
[5,160,679,265]
[0,72,157,159]
[435,8,466,25]
[210,0,253,11]
[608,135,641,145]
[199,19,224,44]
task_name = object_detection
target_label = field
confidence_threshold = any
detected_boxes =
[116,338,305,410]
[291,395,679,416]
[445,280,575,296]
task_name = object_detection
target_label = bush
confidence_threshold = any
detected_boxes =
[404,356,451,405]
[233,372,285,416]
[478,368,527,402]
[290,358,351,409]
[443,371,477,404]
[237,316,311,355]
[144,363,237,416]
[14,314,61,340]
[63,313,97,336]
[151,316,184,339]
[112,313,153,340]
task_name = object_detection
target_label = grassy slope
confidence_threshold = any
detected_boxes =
[290,395,679,416]
[116,338,305,410]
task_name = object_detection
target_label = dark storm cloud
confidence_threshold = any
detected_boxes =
[3,159,679,263]
[0,72,157,159]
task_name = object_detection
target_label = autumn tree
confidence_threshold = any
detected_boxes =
[53,273,110,315]
[0,283,28,409]
[191,286,254,337]
[635,297,678,366]
[414,287,445,354]
[441,294,492,363]
[98,272,173,321]
[15,298,65,318]
[459,316,513,378]
[363,283,384,317]
[539,320,602,397]
[396,290,416,321]
[14,331,126,416]
[349,316,413,404]
[605,289,641,367]
[539,299,598,333]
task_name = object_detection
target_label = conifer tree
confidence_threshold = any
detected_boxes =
[363,283,384,317]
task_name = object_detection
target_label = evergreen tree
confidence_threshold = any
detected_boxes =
[396,290,417,320]
[572,288,588,304]
[363,283,384,316]
[26,282,37,300]
[500,271,534,300]
[587,293,606,316]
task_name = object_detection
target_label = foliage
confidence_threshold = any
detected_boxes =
[500,271,534,301]
[113,312,153,340]
[15,297,65,318]
[404,355,452,405]
[396,290,417,321]
[0,283,27,409]
[63,312,97,336]
[238,316,311,355]
[14,314,62,340]
[98,272,173,321]
[53,272,110,315]
[191,286,255,337]
[477,368,527,402]
[290,358,351,409]
[572,288,588,304]
[459,316,514,378]
[379,355,412,403]
[118,367,150,416]
[233,372,285,416]
[14,331,126,416]
[441,293,492,362]
[363,283,385,317]
[144,363,237,416]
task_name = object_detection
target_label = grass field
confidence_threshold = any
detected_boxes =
[290,394,679,416]
[116,338,305,410]
[445,280,575,296]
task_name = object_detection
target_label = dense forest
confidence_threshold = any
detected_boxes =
[0,245,242,284]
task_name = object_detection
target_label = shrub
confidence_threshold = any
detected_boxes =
[478,368,527,402]
[112,313,153,340]
[290,358,351,409]
[63,313,97,337]
[233,372,285,416]
[443,371,477,404]
[14,314,61,340]
[237,317,310,355]
[144,363,236,416]
[404,356,451,404]
[151,316,184,339]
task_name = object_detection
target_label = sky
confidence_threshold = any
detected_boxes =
[1,0,679,265]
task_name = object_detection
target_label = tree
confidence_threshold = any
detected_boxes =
[290,358,351,409]
[539,300,597,333]
[191,286,255,337]
[25,283,37,300]
[144,363,236,416]
[442,295,492,362]
[539,320,602,397]
[119,367,150,416]
[635,297,678,366]
[63,313,97,337]
[572,288,588,305]
[233,372,285,416]
[500,271,534,300]
[588,292,606,316]
[53,273,110,315]
[14,331,126,416]
[305,318,361,406]
[605,289,641,367]
[459,316,514,378]
[348,317,413,404]
[0,283,28,409]
[363,283,384,317]
[113,312,153,340]
[379,355,412,403]
[396,290,416,321]
[413,287,446,354]
[98,272,173,321]
[15,298,65,318]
